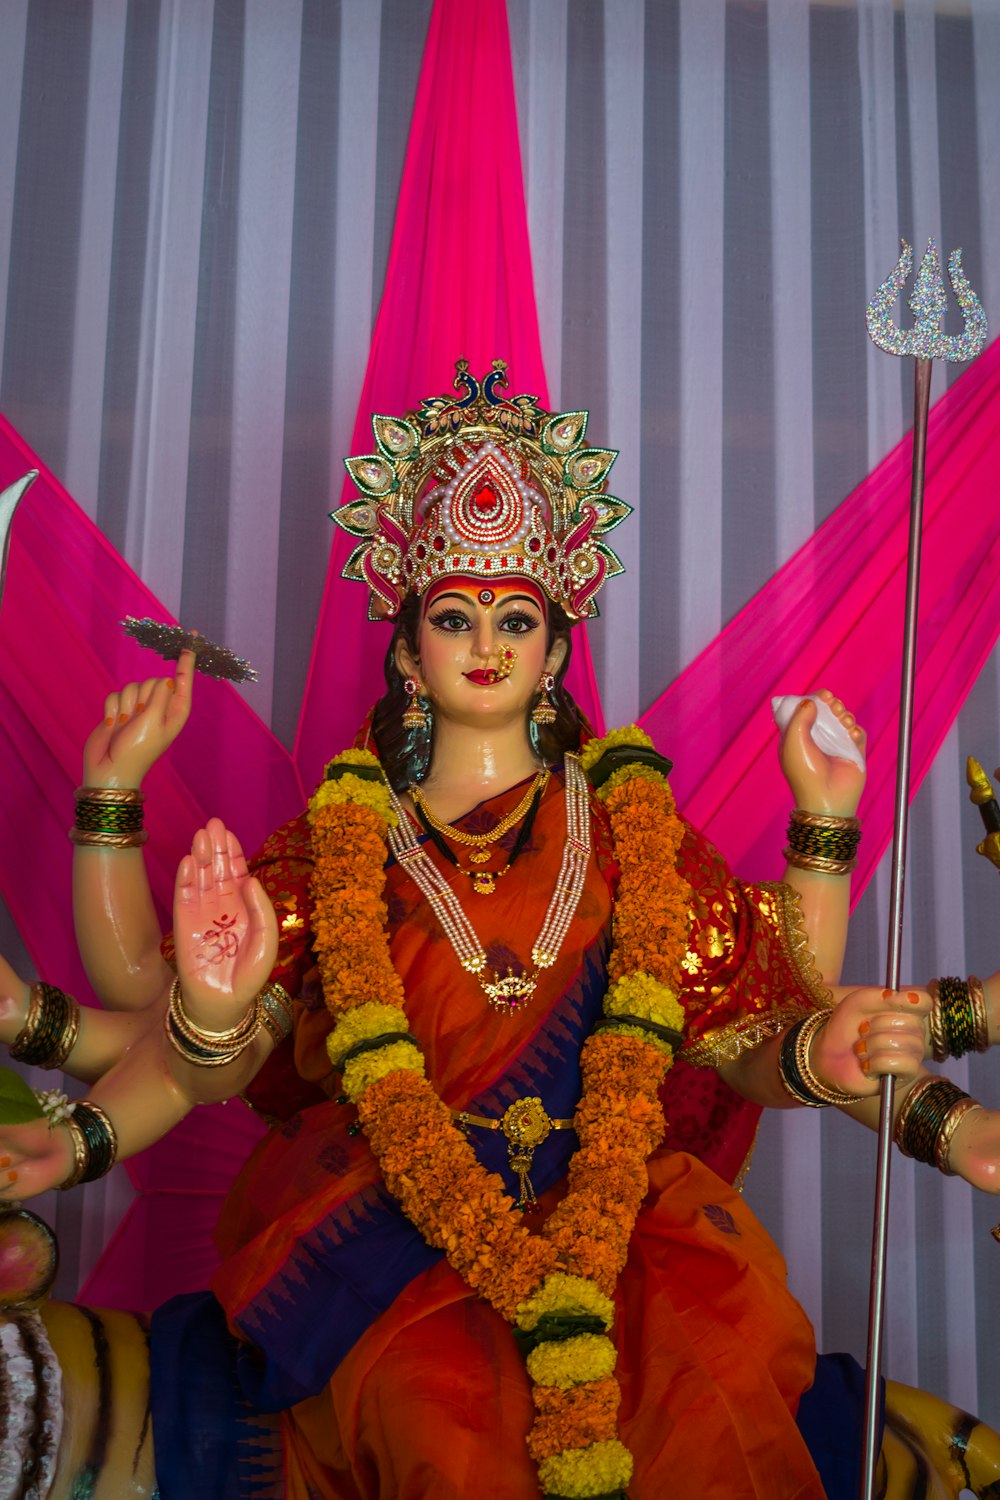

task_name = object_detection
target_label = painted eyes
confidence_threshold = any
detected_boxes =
[498,612,541,636]
[426,609,541,636]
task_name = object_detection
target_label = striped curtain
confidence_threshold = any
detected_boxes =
[2,0,1000,1423]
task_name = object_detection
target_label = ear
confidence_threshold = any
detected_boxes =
[394,633,420,685]
[545,635,568,678]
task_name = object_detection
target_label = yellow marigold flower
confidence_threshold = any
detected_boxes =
[326,1003,410,1066]
[515,1273,615,1334]
[341,1039,424,1102]
[309,772,394,828]
[604,972,685,1031]
[537,1438,634,1497]
[325,748,381,773]
[578,725,653,774]
[525,1333,617,1389]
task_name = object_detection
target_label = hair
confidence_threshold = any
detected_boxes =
[371,590,589,790]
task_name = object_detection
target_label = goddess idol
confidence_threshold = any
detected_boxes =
[1,363,999,1498]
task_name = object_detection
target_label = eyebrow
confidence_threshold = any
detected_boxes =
[428,591,543,610]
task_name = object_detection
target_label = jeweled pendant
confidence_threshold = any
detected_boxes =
[469,847,491,865]
[481,971,537,1011]
[472,872,496,895]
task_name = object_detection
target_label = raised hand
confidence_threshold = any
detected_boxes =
[812,986,931,1097]
[173,819,278,1034]
[779,689,867,817]
[82,647,195,789]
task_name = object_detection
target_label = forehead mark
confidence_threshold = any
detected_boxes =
[423,577,547,614]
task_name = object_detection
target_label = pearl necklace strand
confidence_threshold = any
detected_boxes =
[388,755,591,1012]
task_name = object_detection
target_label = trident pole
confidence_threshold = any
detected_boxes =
[859,241,988,1500]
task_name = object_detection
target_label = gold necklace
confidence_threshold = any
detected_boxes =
[410,770,549,866]
[388,758,590,1011]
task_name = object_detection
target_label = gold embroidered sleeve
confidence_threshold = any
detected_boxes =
[672,822,832,1069]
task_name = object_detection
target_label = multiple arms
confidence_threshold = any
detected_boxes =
[0,655,281,1200]
[1,673,999,1203]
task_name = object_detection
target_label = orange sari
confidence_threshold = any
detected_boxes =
[207,772,829,1499]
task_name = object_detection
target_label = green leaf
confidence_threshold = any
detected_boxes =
[0,1067,44,1124]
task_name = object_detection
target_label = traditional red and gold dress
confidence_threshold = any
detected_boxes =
[153,767,835,1499]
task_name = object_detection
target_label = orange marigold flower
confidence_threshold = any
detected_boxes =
[527,1376,622,1462]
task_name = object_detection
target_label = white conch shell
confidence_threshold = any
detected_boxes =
[771,694,866,773]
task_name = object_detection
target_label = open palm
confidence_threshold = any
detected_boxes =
[173,819,278,1033]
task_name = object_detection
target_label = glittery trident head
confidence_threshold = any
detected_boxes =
[331,359,631,621]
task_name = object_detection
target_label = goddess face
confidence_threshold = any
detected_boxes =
[395,578,565,730]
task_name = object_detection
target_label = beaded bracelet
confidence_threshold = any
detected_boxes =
[58,1100,119,1189]
[778,1011,866,1107]
[784,810,861,875]
[259,983,294,1047]
[9,983,81,1070]
[928,977,991,1061]
[894,1075,982,1172]
[70,786,147,849]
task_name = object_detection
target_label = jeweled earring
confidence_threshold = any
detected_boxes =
[530,673,557,727]
[402,677,429,732]
[402,677,433,782]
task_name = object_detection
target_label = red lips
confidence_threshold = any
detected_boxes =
[464,669,501,685]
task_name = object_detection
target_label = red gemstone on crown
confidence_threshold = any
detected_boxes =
[473,484,499,513]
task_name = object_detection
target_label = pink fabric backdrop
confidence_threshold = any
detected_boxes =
[642,336,1000,897]
[292,0,604,795]
[0,0,997,1311]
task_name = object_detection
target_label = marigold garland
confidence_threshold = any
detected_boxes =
[307,726,691,1497]
[537,1439,634,1496]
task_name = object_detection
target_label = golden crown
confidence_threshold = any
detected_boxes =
[332,360,630,621]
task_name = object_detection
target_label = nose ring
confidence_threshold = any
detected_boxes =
[482,644,517,683]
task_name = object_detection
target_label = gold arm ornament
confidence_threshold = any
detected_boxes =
[966,757,1000,871]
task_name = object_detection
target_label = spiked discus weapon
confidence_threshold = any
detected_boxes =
[860,242,988,1500]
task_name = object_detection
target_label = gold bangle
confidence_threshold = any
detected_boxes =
[70,828,148,848]
[164,978,261,1067]
[796,1011,867,1105]
[74,786,145,804]
[47,1001,81,1071]
[57,1118,89,1191]
[782,848,857,876]
[10,984,81,1070]
[168,977,260,1047]
[788,810,861,832]
[969,975,990,1054]
[927,981,947,1063]
[935,1096,983,1175]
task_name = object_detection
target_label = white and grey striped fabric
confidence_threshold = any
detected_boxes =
[2,0,1000,1424]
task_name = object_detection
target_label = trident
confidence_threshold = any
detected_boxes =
[860,240,988,1500]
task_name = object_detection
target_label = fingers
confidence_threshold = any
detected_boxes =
[187,821,237,901]
[175,853,198,907]
[208,818,236,896]
[788,697,818,731]
[243,876,279,961]
[816,687,866,745]
[850,989,930,1077]
[167,648,196,727]
[227,828,249,883]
